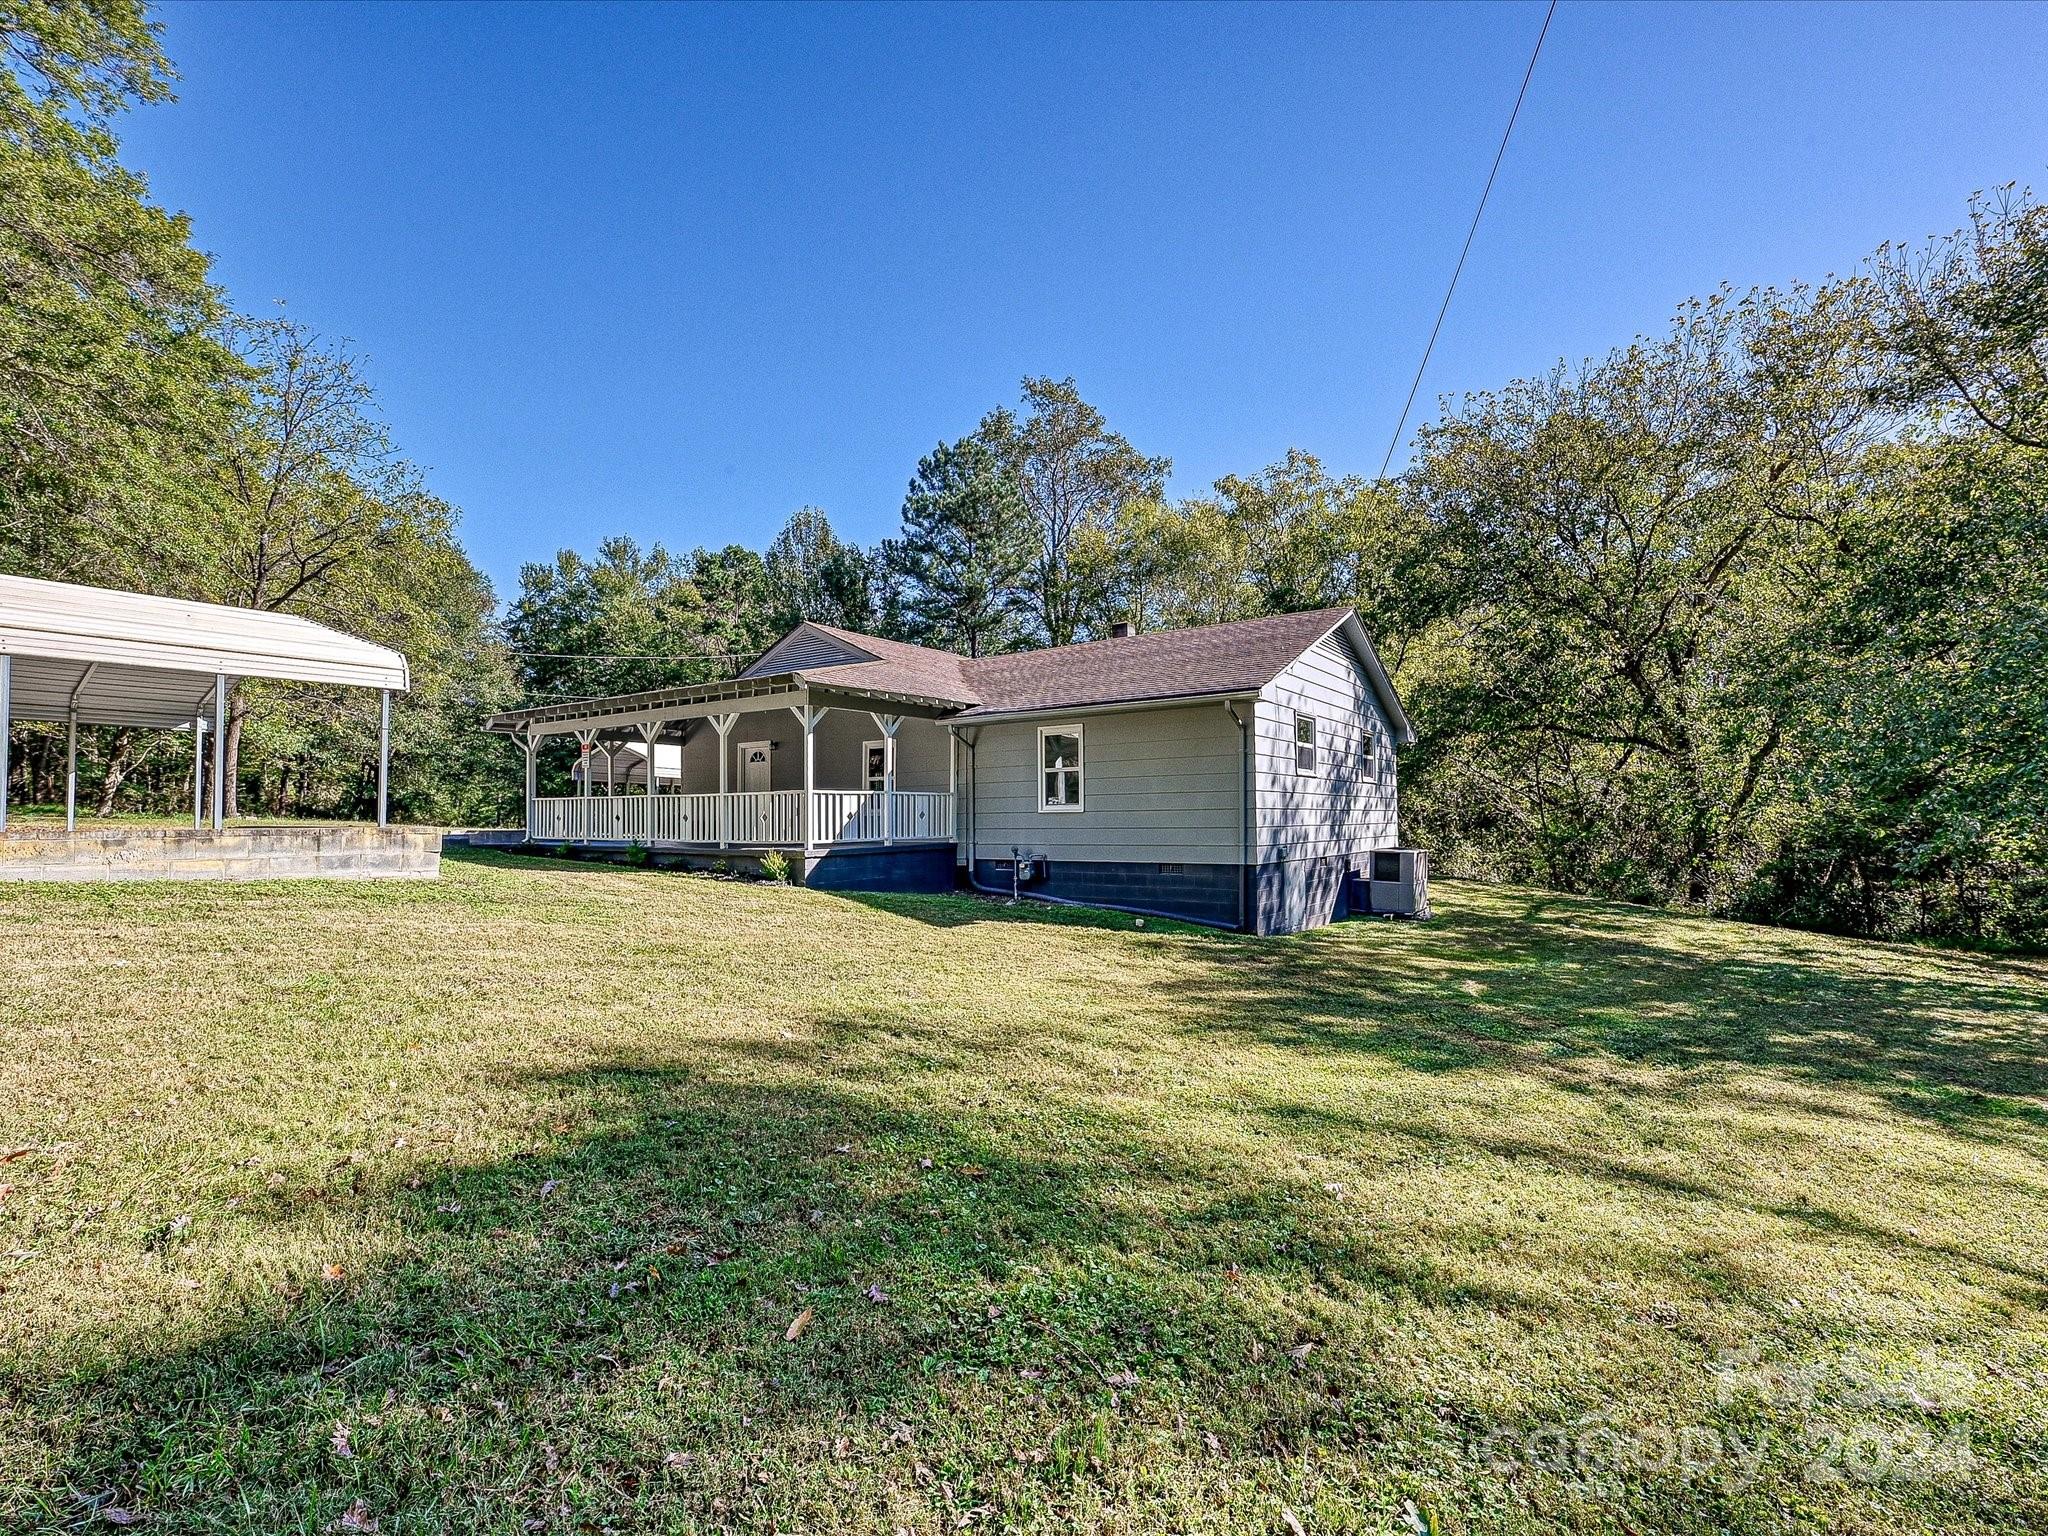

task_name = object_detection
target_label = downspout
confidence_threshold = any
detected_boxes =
[1226,699,1251,933]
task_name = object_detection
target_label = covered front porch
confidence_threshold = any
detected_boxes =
[491,672,959,853]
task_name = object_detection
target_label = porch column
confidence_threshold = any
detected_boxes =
[791,703,823,853]
[604,741,615,797]
[575,730,595,800]
[192,715,206,829]
[376,688,391,827]
[210,672,226,830]
[641,719,661,795]
[0,653,10,834]
[948,727,958,840]
[869,711,901,845]
[523,730,538,836]
[711,713,737,847]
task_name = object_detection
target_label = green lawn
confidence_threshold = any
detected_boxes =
[2,852,2044,1534]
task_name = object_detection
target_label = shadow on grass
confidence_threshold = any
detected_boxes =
[17,1062,1494,1532]
[1152,888,2048,1141]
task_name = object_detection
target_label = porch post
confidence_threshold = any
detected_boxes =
[210,672,226,830]
[523,730,538,836]
[869,711,901,845]
[575,730,594,799]
[192,715,206,829]
[711,713,737,847]
[604,741,615,797]
[642,719,661,795]
[0,653,10,834]
[792,703,820,853]
[376,688,391,827]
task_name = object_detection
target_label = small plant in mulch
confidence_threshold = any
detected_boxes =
[757,850,792,884]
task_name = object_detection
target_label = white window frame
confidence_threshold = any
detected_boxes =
[1294,711,1318,775]
[1038,723,1085,813]
[862,739,889,793]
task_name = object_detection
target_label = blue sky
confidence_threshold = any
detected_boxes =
[123,1,2046,596]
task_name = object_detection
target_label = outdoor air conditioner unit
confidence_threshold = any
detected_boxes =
[1362,848,1430,918]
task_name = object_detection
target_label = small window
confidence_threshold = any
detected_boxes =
[864,740,888,792]
[1294,713,1317,774]
[1361,732,1377,771]
[1039,726,1083,812]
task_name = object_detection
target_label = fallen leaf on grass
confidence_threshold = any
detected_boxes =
[662,1450,693,1469]
[1281,1507,1307,1536]
[99,1507,141,1527]
[0,1147,36,1164]
[864,1284,890,1304]
[330,1422,353,1459]
[321,1264,345,1283]
[1288,1342,1315,1365]
[538,1179,559,1197]
[335,1500,379,1533]
[785,1306,815,1341]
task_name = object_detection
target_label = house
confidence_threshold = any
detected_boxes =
[482,606,1415,934]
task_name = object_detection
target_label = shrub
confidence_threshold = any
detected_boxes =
[758,850,792,884]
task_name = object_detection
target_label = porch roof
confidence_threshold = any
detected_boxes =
[483,670,966,738]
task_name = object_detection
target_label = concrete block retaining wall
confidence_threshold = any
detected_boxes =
[0,825,441,882]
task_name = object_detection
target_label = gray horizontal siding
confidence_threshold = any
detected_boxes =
[1255,633,1398,862]
[963,702,1246,864]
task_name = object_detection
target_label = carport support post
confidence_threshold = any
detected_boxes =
[376,688,390,828]
[64,703,77,831]
[711,713,737,847]
[192,715,206,829]
[210,672,226,830]
[0,653,10,834]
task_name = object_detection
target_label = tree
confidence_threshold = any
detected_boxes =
[977,377,1169,644]
[504,536,722,703]
[0,0,237,584]
[883,436,1032,656]
[762,506,881,633]
[196,316,459,815]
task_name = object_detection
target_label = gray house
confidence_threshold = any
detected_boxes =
[484,606,1416,934]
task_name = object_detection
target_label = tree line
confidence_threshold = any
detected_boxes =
[5,6,2042,947]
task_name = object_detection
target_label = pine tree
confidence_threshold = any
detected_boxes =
[885,437,1032,657]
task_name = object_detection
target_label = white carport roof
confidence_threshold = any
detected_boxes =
[0,573,409,730]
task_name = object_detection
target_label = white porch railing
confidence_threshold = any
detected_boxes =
[527,790,952,846]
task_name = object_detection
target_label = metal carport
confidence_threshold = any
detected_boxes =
[0,573,409,831]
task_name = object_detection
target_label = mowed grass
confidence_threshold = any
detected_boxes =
[2,853,2046,1534]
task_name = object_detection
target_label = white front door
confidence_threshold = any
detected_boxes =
[738,741,772,794]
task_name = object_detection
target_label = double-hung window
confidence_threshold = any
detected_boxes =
[1294,712,1318,774]
[1039,725,1083,812]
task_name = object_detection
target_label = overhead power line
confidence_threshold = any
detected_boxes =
[1378,0,1559,480]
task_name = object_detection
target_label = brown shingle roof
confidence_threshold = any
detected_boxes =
[789,608,1359,716]
[957,607,1354,714]
[789,623,982,706]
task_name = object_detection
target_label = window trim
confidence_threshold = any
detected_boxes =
[1294,711,1318,775]
[1037,723,1085,814]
